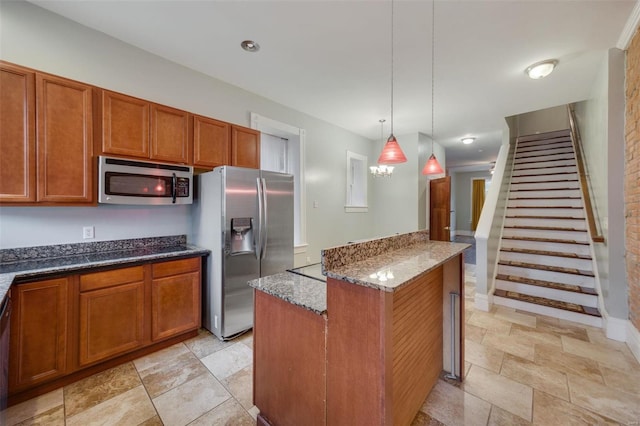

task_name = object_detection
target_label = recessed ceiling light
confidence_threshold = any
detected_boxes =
[241,40,260,52]
[525,59,558,79]
[461,137,475,145]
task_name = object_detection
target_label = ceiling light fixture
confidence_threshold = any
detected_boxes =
[370,119,395,177]
[461,137,475,145]
[525,59,557,79]
[241,40,260,52]
[422,0,444,175]
[377,0,407,165]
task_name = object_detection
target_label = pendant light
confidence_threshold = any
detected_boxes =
[377,0,407,165]
[370,119,395,177]
[422,0,444,175]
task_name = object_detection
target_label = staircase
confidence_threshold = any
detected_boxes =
[492,129,602,327]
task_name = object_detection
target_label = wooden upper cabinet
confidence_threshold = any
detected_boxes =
[231,125,260,169]
[102,90,149,159]
[36,73,94,203]
[9,278,70,392]
[150,103,191,164]
[193,115,230,169]
[0,62,36,202]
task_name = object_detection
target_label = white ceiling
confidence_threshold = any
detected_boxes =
[29,0,636,168]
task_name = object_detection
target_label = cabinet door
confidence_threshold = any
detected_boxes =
[231,125,260,169]
[151,258,201,341]
[9,278,69,391]
[36,73,94,203]
[78,267,146,366]
[102,90,149,159]
[0,62,36,202]
[193,115,230,169]
[150,104,191,164]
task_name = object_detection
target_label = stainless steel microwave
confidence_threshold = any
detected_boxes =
[98,156,193,205]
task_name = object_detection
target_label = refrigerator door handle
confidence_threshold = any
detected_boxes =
[261,178,268,260]
[256,177,263,260]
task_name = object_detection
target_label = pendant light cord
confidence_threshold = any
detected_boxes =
[431,0,435,155]
[390,0,394,136]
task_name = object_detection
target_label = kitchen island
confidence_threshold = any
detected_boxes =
[249,230,468,426]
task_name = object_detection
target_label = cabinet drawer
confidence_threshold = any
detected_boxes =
[80,266,145,292]
[152,257,200,279]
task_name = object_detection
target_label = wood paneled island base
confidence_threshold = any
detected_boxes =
[251,232,468,426]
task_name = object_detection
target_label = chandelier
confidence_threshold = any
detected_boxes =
[370,119,395,177]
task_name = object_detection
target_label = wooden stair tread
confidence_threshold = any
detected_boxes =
[515,152,575,160]
[511,171,577,178]
[507,205,582,209]
[517,142,573,151]
[500,247,591,260]
[493,289,601,317]
[510,187,579,192]
[498,260,595,277]
[495,274,597,294]
[504,225,587,232]
[506,215,584,220]
[501,236,589,245]
[509,197,581,200]
[514,164,576,171]
[510,179,579,184]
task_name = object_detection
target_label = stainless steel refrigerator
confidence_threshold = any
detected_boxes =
[192,166,293,340]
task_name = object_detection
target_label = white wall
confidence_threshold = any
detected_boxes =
[514,105,570,136]
[0,1,377,259]
[574,48,628,321]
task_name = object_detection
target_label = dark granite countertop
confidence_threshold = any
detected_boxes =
[248,272,326,315]
[0,236,209,302]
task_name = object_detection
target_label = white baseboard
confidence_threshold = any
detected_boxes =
[475,293,491,312]
[627,321,640,364]
[456,230,475,237]
[604,316,627,342]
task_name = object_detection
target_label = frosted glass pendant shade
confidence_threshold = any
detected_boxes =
[422,153,443,175]
[377,134,407,164]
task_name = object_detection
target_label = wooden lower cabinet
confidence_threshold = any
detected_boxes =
[78,266,147,367]
[151,258,201,341]
[8,256,202,400]
[9,278,71,392]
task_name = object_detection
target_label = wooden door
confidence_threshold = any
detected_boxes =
[78,266,147,366]
[9,278,69,392]
[102,90,149,159]
[429,176,451,241]
[36,73,94,203]
[151,258,201,342]
[0,62,36,203]
[231,125,260,169]
[150,103,191,164]
[193,115,230,169]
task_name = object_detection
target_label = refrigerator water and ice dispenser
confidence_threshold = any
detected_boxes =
[229,217,255,255]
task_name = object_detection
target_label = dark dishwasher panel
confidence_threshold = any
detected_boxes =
[0,291,11,423]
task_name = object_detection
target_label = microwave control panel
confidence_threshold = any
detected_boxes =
[176,177,190,197]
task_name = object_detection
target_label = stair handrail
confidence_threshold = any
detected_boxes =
[567,104,605,243]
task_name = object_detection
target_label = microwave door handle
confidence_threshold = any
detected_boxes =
[171,173,177,204]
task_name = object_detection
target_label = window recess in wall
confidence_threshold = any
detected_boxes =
[345,151,368,213]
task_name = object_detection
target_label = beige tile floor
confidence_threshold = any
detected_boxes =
[5,265,640,425]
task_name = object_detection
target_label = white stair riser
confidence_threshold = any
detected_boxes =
[493,296,602,328]
[512,166,577,176]
[516,144,573,156]
[499,251,593,271]
[510,181,580,191]
[518,133,571,143]
[507,198,583,208]
[502,227,589,242]
[494,280,598,307]
[497,264,595,287]
[500,239,591,256]
[515,153,575,164]
[506,207,584,217]
[511,173,578,183]
[509,189,581,199]
[514,159,576,169]
[504,217,586,229]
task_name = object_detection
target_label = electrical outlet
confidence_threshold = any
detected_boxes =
[83,226,95,239]
[313,200,319,208]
